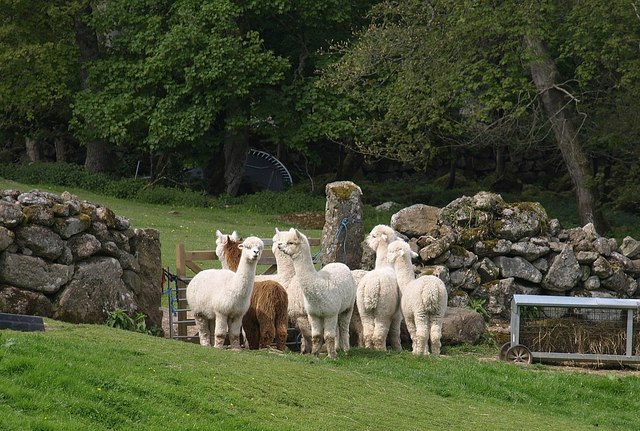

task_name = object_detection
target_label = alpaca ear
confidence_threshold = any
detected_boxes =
[216,230,223,239]
[275,227,280,234]
[231,231,239,241]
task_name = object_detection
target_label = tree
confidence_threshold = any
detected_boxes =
[0,0,81,162]
[71,0,288,194]
[320,0,640,232]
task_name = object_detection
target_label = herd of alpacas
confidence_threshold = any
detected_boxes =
[186,224,448,359]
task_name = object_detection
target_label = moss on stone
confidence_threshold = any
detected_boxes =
[330,182,360,201]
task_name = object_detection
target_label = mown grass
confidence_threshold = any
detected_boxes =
[1,321,639,431]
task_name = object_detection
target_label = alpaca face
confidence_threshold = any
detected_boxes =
[386,240,408,265]
[240,237,264,262]
[276,228,304,258]
[366,224,396,251]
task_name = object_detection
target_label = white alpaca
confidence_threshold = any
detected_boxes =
[186,236,264,348]
[357,225,402,351]
[277,228,356,359]
[272,228,313,354]
[387,239,448,355]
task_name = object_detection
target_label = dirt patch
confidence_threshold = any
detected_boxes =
[277,212,325,229]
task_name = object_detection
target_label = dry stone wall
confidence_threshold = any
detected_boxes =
[389,191,640,320]
[0,189,162,330]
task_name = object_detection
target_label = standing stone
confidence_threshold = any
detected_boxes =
[321,181,364,269]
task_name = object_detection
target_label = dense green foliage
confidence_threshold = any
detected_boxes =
[319,0,640,171]
[1,321,640,430]
[0,0,80,153]
[72,0,287,153]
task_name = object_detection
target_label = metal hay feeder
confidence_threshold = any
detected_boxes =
[501,294,640,365]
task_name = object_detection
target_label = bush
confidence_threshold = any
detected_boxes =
[0,162,110,191]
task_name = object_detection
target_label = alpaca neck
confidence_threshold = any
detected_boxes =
[290,243,317,284]
[394,256,416,290]
[374,242,392,269]
[234,257,258,292]
[274,251,296,284]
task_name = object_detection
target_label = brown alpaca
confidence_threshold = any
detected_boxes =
[216,230,290,350]
[242,281,289,350]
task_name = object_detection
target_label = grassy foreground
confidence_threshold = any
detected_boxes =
[1,320,639,431]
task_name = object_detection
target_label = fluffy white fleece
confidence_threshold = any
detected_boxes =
[277,228,356,359]
[387,239,448,355]
[186,236,263,348]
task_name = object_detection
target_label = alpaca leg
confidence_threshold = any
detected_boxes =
[194,313,212,347]
[388,309,403,352]
[297,315,313,354]
[414,318,428,356]
[213,313,229,348]
[337,308,353,353]
[244,325,260,350]
[429,319,443,356]
[275,318,288,351]
[360,313,375,349]
[372,318,390,351]
[227,316,244,350]
[259,316,276,349]
[350,304,365,347]
[323,314,339,359]
[308,315,325,357]
[404,313,417,351]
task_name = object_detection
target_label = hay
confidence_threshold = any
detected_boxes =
[519,316,640,356]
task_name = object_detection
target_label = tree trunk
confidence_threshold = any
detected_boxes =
[335,146,364,181]
[74,3,113,173]
[54,136,66,163]
[84,140,114,173]
[223,126,249,196]
[524,35,607,232]
[25,137,40,162]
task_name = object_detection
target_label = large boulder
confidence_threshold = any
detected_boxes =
[0,285,53,317]
[542,247,582,292]
[0,252,73,293]
[54,257,136,324]
[441,307,486,345]
[391,204,440,238]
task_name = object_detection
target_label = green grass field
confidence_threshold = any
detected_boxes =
[1,320,639,431]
